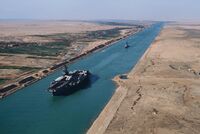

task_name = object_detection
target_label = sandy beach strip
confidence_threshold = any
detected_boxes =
[87,86,128,134]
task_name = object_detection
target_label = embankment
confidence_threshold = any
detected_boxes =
[104,23,200,134]
[0,28,143,99]
[86,26,156,134]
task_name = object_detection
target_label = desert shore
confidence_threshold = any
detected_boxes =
[88,23,200,134]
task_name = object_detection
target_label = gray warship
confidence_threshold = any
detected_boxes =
[48,66,90,96]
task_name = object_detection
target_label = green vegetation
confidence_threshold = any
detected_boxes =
[0,78,8,85]
[0,41,71,56]
[97,21,138,26]
[86,28,130,39]
[26,56,58,60]
[0,53,13,56]
[0,27,128,57]
[0,66,42,72]
[34,33,71,39]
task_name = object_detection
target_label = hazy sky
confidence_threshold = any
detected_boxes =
[0,0,200,21]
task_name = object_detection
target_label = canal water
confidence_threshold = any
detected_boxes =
[0,23,163,134]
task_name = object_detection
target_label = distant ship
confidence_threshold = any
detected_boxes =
[124,42,130,48]
[48,66,90,96]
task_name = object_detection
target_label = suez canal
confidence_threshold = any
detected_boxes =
[0,23,163,134]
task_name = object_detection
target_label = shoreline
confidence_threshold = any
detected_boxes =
[86,26,158,134]
[104,23,200,134]
[0,27,144,99]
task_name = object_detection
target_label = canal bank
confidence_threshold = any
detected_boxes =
[0,23,163,134]
[87,26,162,134]
[0,27,142,99]
[104,23,200,134]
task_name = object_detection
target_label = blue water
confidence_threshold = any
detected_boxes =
[0,23,163,134]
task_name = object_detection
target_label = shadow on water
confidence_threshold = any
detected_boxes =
[89,73,100,84]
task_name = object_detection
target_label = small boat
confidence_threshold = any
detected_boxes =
[124,42,130,48]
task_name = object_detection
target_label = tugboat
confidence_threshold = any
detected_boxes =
[48,66,90,96]
[124,42,130,48]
